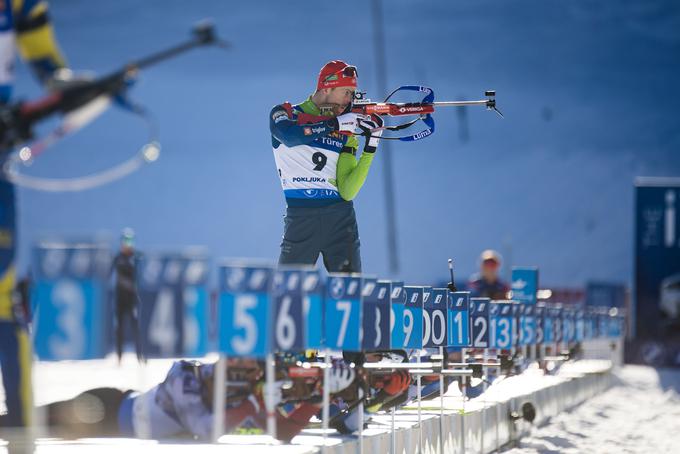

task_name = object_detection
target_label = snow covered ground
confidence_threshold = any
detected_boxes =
[506,365,680,454]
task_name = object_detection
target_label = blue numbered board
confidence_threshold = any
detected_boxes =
[424,288,448,348]
[562,308,575,344]
[302,270,324,350]
[608,311,624,338]
[137,253,194,358]
[325,275,362,351]
[181,256,211,356]
[543,304,554,344]
[273,268,305,352]
[519,304,537,346]
[585,308,596,340]
[552,305,564,343]
[534,304,546,345]
[470,297,490,348]
[574,308,585,342]
[598,309,609,339]
[362,279,391,350]
[490,301,515,349]
[404,286,424,349]
[448,291,470,348]
[390,281,406,349]
[511,302,521,348]
[32,243,110,360]
[218,263,273,357]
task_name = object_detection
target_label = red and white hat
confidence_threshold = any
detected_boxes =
[317,60,358,91]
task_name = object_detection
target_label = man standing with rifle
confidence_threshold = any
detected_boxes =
[0,0,69,429]
[270,60,383,273]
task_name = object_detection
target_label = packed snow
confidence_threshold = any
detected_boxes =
[506,365,680,454]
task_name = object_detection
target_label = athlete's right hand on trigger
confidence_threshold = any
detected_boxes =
[358,114,384,152]
[332,112,368,134]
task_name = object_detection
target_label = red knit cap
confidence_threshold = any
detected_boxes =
[317,60,358,91]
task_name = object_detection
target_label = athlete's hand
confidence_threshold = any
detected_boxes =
[45,68,96,92]
[383,370,411,396]
[358,114,384,152]
[333,112,369,134]
[326,363,356,394]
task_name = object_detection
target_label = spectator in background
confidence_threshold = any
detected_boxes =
[468,249,510,300]
[112,228,143,364]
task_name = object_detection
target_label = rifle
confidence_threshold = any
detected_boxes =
[0,21,227,191]
[350,85,503,142]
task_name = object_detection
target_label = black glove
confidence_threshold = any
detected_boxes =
[0,103,33,152]
[358,114,384,153]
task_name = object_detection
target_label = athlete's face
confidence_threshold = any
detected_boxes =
[320,87,356,116]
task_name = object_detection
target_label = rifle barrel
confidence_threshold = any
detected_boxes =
[126,40,203,73]
[433,100,489,107]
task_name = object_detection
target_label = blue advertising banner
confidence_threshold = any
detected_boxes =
[511,267,539,305]
[634,179,680,339]
[586,282,626,308]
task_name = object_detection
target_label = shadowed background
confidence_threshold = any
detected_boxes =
[12,0,680,287]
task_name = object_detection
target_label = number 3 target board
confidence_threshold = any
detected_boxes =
[218,263,273,357]
[325,274,362,351]
[362,279,391,350]
[32,241,110,360]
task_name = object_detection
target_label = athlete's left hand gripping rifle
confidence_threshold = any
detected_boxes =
[351,86,502,142]
[0,21,228,191]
